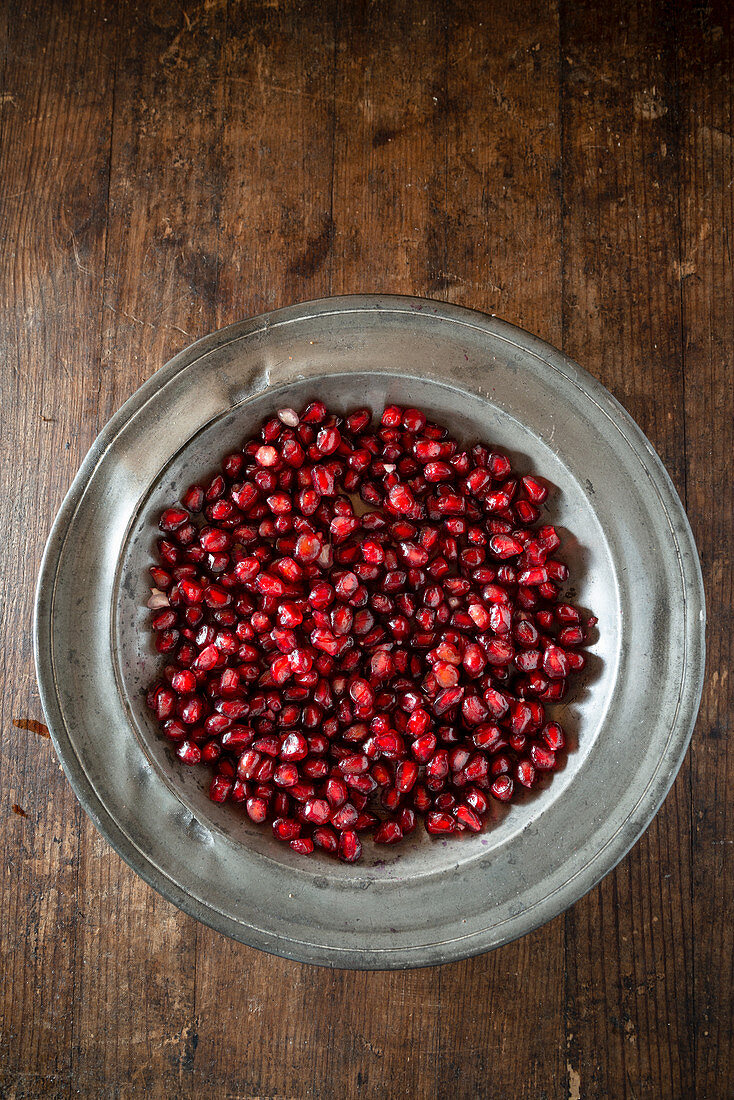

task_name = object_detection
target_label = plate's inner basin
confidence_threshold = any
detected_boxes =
[114,371,620,883]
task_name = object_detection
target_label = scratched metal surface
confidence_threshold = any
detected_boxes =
[34,296,705,968]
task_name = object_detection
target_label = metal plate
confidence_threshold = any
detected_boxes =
[34,295,705,969]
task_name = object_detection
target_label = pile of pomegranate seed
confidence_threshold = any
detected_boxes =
[146,402,595,862]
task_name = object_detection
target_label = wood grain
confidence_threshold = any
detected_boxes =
[560,2,694,1097]
[0,3,115,1096]
[194,5,339,1096]
[0,0,731,1096]
[69,3,227,1096]
[678,2,734,1095]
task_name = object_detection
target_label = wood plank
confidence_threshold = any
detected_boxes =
[432,3,568,1098]
[0,2,115,1096]
[559,1,693,1097]
[68,4,228,1095]
[329,0,446,300]
[191,4,338,1096]
[677,3,734,1096]
[444,0,564,341]
[214,0,338,321]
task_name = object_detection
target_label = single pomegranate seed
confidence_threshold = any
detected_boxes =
[521,475,548,503]
[530,744,556,770]
[176,741,201,765]
[171,669,196,694]
[464,787,489,815]
[273,818,301,841]
[426,811,455,835]
[491,775,514,801]
[313,826,338,852]
[338,830,362,862]
[182,485,205,512]
[396,760,419,793]
[489,534,524,559]
[209,775,232,802]
[255,445,279,467]
[454,804,482,832]
[516,760,536,788]
[301,400,327,424]
[159,507,189,532]
[542,644,570,680]
[289,837,313,854]
[412,732,437,763]
[280,732,308,761]
[374,820,403,844]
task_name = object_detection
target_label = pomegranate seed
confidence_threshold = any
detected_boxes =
[465,787,489,814]
[312,826,338,852]
[255,445,279,467]
[273,818,301,840]
[516,760,536,787]
[301,400,327,424]
[375,820,403,844]
[530,744,556,770]
[337,830,362,862]
[176,741,201,765]
[542,644,570,680]
[521,475,548,503]
[491,775,514,801]
[290,837,314,854]
[159,507,189,532]
[209,775,232,802]
[396,760,419,793]
[489,534,524,559]
[426,811,455,835]
[454,804,482,832]
[280,732,308,761]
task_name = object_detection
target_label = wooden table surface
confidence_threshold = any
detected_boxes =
[1,1,731,1097]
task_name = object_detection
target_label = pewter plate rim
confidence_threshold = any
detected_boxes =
[34,295,705,969]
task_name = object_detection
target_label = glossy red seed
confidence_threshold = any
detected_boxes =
[338,830,362,862]
[542,721,566,750]
[177,741,201,765]
[374,820,403,844]
[313,826,338,852]
[302,400,327,424]
[530,744,556,770]
[454,804,482,832]
[280,732,308,761]
[245,796,267,823]
[411,732,437,763]
[489,534,524,559]
[171,669,196,694]
[255,445,279,467]
[516,760,536,787]
[209,775,232,802]
[521,475,548,503]
[490,775,514,801]
[542,643,570,680]
[426,811,455,835]
[290,837,314,854]
[159,507,189,532]
[273,818,301,840]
